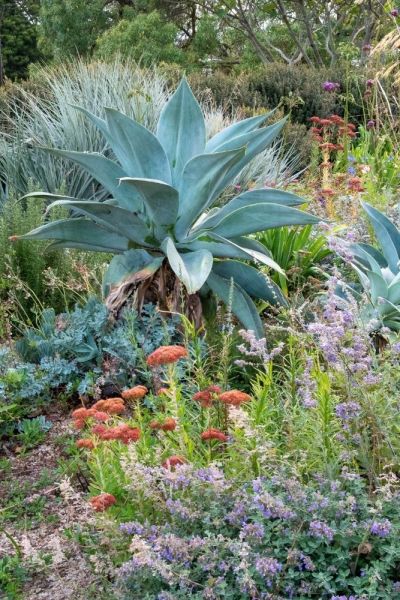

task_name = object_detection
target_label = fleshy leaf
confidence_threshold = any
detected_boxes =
[156,78,206,185]
[162,236,213,294]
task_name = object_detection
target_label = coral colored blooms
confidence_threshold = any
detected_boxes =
[91,423,140,444]
[121,385,148,401]
[162,455,186,468]
[193,385,222,407]
[76,438,95,449]
[92,398,125,414]
[218,390,252,406]
[201,428,228,442]
[146,345,188,367]
[150,417,177,431]
[89,493,116,512]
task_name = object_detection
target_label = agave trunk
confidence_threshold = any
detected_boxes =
[105,262,203,329]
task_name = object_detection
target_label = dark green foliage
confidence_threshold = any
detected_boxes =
[188,64,364,125]
[95,10,185,66]
[38,0,111,59]
[0,0,43,81]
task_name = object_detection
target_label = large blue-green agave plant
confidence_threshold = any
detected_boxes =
[19,78,318,337]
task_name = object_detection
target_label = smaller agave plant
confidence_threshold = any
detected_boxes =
[17,79,318,337]
[346,202,400,332]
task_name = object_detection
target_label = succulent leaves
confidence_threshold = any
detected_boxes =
[20,78,318,336]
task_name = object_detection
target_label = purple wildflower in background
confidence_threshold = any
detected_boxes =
[366,79,374,87]
[370,519,392,537]
[390,8,399,17]
[309,519,334,541]
[240,522,265,539]
[392,342,400,353]
[393,582,400,592]
[347,166,356,175]
[367,119,375,129]
[323,81,340,92]
[362,44,372,52]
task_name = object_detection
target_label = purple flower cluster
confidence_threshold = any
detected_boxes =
[370,519,392,537]
[254,490,296,520]
[236,329,284,367]
[296,356,317,408]
[323,81,340,92]
[335,402,361,421]
[255,556,283,578]
[309,519,334,541]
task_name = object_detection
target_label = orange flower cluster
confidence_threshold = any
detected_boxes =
[72,407,111,429]
[121,385,148,401]
[91,423,141,444]
[348,176,364,192]
[201,428,228,442]
[92,397,125,414]
[146,345,188,367]
[89,493,116,512]
[149,417,177,431]
[193,385,222,408]
[218,390,252,406]
[76,438,95,449]
[162,455,186,469]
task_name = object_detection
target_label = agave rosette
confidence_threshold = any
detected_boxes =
[347,202,400,331]
[19,79,318,336]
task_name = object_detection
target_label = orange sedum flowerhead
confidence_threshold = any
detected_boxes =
[201,428,228,442]
[146,345,188,367]
[193,385,222,408]
[162,455,186,469]
[121,385,148,401]
[89,493,116,512]
[218,390,252,406]
[76,438,95,449]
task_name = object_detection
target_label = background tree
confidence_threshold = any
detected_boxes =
[0,0,42,82]
[38,0,112,59]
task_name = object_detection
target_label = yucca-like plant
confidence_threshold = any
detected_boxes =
[347,202,400,331]
[17,79,318,337]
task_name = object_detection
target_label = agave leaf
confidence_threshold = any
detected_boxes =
[215,119,287,189]
[350,243,387,274]
[205,110,276,153]
[38,147,142,210]
[210,203,319,238]
[20,218,129,252]
[105,108,172,183]
[208,232,285,274]
[175,147,246,240]
[157,78,206,185]
[119,178,179,229]
[212,260,288,307]
[103,249,164,296]
[162,237,213,294]
[206,272,264,338]
[362,202,400,273]
[367,271,389,304]
[192,188,307,232]
[177,238,265,261]
[46,200,152,246]
[231,236,274,258]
